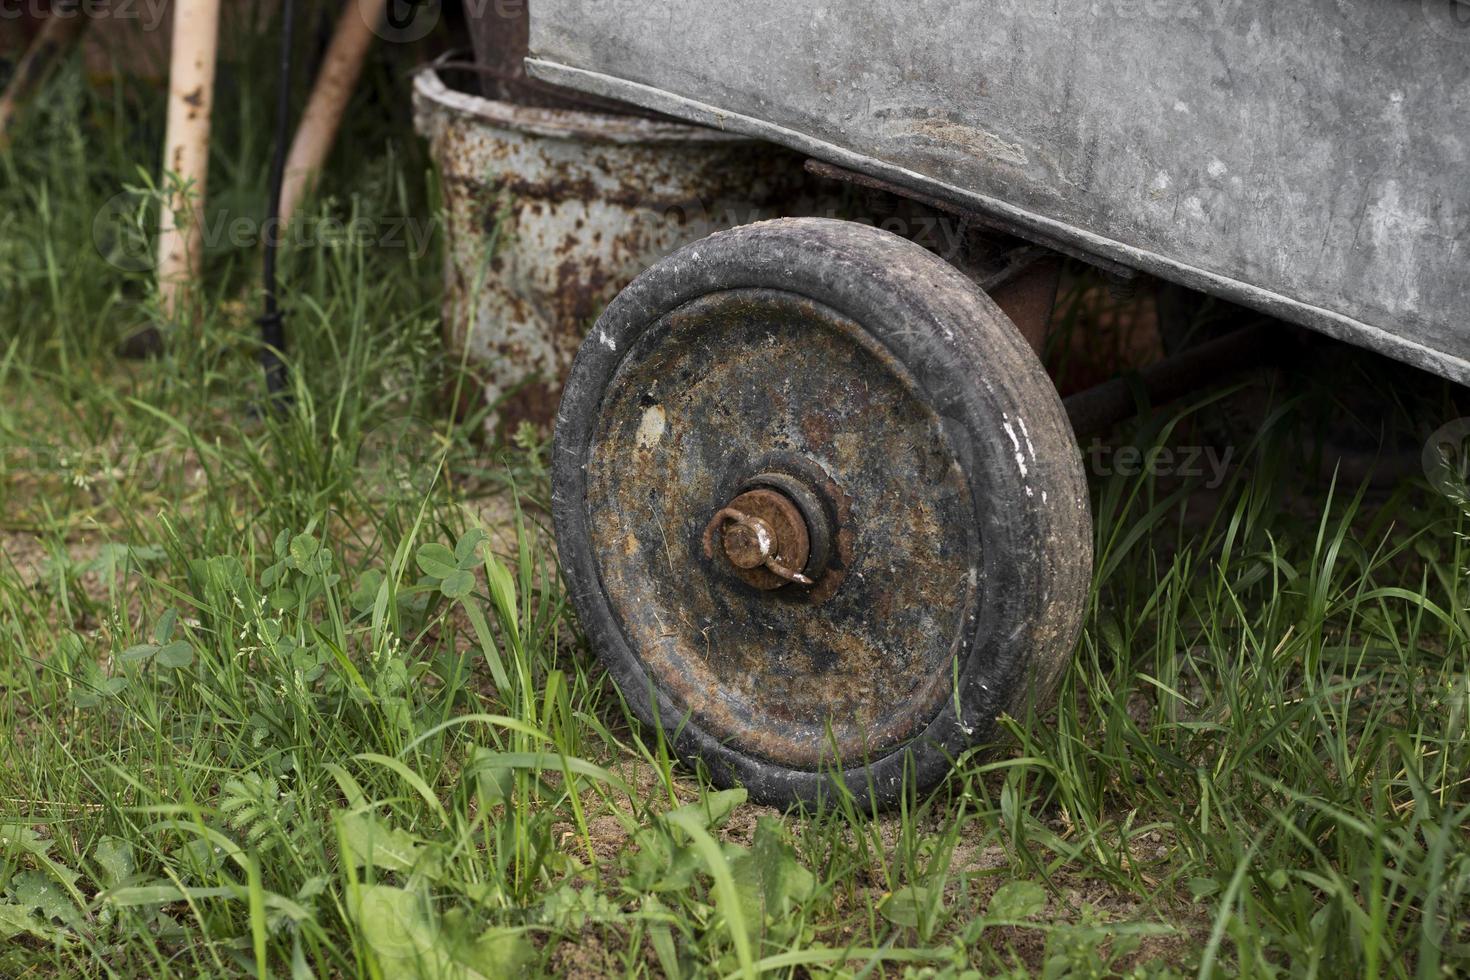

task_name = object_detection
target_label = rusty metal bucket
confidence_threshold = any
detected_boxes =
[412,68,804,431]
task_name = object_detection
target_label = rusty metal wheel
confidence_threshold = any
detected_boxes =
[552,217,1091,809]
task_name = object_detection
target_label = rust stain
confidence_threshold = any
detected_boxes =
[417,74,815,437]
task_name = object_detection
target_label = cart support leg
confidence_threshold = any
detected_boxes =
[1064,323,1277,438]
[991,256,1061,355]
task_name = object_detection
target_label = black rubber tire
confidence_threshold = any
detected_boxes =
[552,218,1092,810]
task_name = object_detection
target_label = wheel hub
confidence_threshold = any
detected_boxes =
[703,485,816,588]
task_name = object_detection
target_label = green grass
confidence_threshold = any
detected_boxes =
[2,42,1468,979]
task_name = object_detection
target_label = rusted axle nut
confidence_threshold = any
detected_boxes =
[702,487,814,589]
[717,510,777,569]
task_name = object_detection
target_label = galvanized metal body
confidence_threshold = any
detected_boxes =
[527,0,1470,384]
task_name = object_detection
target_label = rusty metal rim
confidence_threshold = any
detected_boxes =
[552,218,1092,809]
[587,287,971,768]
[414,68,754,145]
[586,287,975,765]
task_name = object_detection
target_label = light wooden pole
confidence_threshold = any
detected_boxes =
[277,0,386,226]
[156,0,222,319]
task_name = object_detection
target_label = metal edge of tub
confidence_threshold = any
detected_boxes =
[413,67,753,146]
[524,57,1470,388]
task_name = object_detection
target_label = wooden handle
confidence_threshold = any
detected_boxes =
[278,0,386,226]
[156,0,223,319]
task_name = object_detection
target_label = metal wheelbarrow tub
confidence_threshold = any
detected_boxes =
[527,0,1469,383]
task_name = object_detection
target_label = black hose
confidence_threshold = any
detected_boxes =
[258,0,296,400]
